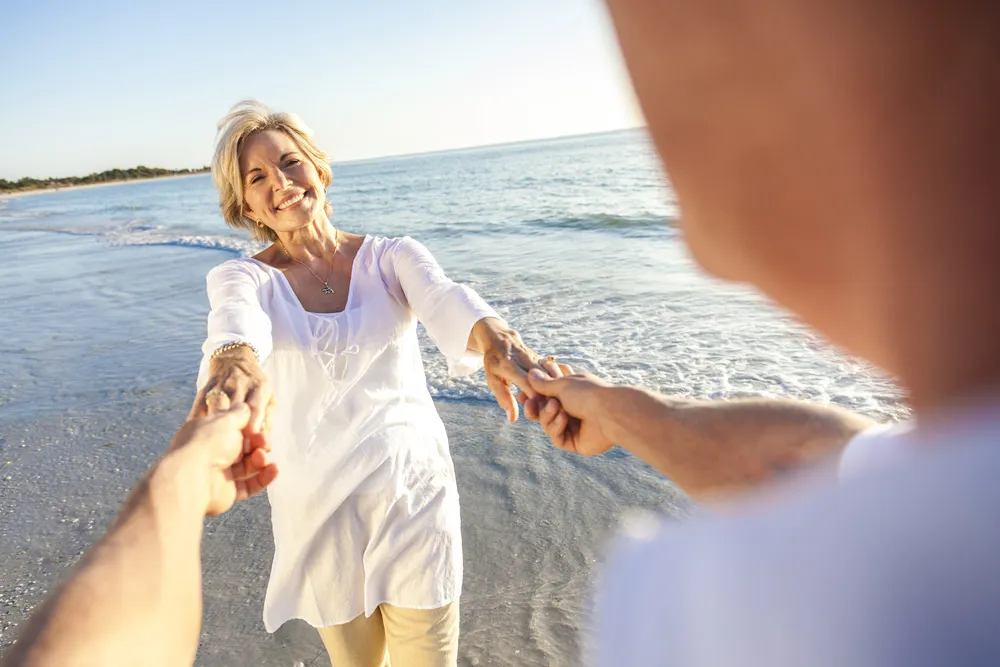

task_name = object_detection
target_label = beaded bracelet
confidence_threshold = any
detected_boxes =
[211,341,260,362]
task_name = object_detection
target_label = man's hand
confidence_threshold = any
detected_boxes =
[525,369,617,457]
[2,404,282,667]
[164,404,278,516]
[190,344,276,454]
[470,317,554,422]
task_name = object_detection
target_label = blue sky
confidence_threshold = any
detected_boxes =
[0,0,641,180]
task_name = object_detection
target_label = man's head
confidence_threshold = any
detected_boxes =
[606,0,1000,393]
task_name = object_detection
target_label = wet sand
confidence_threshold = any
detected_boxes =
[0,231,690,666]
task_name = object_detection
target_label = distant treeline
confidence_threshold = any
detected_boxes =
[0,166,211,193]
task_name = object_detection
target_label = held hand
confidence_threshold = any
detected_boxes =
[518,356,573,418]
[524,369,616,457]
[189,345,276,453]
[166,404,279,516]
[473,318,556,422]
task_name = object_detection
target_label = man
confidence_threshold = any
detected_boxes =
[1,397,277,667]
[520,0,1000,665]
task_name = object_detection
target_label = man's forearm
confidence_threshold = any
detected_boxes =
[601,386,874,500]
[3,455,207,667]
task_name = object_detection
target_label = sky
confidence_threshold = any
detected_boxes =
[0,0,643,180]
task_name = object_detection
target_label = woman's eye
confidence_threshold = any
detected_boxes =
[286,159,300,167]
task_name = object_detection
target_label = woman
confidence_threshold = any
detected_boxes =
[193,100,561,667]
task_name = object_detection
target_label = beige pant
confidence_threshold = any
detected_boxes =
[317,601,460,667]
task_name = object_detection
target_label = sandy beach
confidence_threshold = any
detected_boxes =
[0,231,690,666]
[1,400,685,667]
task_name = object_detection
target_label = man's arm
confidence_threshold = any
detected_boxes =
[526,370,873,502]
[2,404,277,667]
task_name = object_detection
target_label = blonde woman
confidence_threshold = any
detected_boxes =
[193,101,562,667]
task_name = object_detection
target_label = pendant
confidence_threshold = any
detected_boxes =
[322,284,335,295]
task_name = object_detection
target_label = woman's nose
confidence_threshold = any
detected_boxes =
[272,169,291,190]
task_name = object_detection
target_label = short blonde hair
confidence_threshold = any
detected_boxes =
[212,100,333,243]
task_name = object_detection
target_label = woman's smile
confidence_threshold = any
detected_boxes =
[275,189,309,212]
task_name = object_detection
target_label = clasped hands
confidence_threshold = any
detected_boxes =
[472,318,617,457]
[163,346,279,518]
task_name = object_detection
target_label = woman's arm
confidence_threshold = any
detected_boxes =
[383,237,551,421]
[193,262,275,447]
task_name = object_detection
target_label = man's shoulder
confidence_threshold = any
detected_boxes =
[837,420,915,479]
[597,427,1000,667]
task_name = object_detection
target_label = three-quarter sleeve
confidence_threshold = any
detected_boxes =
[196,260,273,388]
[381,237,503,377]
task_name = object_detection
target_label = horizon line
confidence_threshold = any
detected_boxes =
[333,125,648,166]
[0,125,649,182]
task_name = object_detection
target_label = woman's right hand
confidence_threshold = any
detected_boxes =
[189,345,276,453]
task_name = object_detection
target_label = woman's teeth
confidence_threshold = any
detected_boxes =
[277,192,305,210]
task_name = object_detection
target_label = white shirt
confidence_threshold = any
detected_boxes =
[596,401,1000,666]
[838,421,915,480]
[197,235,500,631]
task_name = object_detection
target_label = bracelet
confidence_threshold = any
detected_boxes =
[211,341,259,362]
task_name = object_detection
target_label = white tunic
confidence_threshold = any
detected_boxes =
[196,235,500,631]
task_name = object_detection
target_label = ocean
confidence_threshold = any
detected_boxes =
[0,129,906,665]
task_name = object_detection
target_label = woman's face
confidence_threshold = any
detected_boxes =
[240,129,327,235]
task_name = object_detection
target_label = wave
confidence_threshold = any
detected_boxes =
[106,229,262,256]
[0,210,676,256]
[0,221,261,257]
[0,208,57,220]
[374,212,677,241]
[102,203,152,213]
[427,386,495,402]
[524,212,676,234]
[0,224,101,237]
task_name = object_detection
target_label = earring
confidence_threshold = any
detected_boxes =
[256,220,264,228]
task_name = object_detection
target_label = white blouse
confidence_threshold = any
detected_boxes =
[196,235,500,631]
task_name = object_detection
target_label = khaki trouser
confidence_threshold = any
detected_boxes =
[317,601,460,667]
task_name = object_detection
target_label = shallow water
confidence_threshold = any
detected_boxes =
[0,129,907,421]
[0,130,907,665]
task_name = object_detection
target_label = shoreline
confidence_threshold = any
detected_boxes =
[0,172,209,201]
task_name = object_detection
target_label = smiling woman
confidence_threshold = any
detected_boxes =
[193,100,567,667]
[212,101,334,243]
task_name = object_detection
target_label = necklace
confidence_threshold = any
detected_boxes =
[279,234,339,295]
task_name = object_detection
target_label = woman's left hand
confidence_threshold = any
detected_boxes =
[471,317,560,422]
